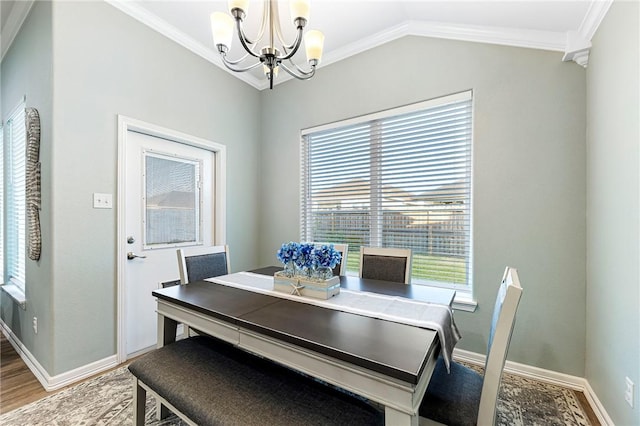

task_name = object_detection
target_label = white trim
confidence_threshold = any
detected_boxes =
[116,115,227,363]
[302,90,472,135]
[452,296,477,313]
[584,379,616,426]
[0,0,34,61]
[453,348,614,426]
[0,320,118,391]
[0,314,615,424]
[105,0,262,90]
[103,2,605,91]
[578,0,614,41]
[0,283,26,308]
[407,20,566,52]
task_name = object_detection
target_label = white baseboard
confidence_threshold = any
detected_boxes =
[452,348,614,426]
[0,320,119,392]
[0,318,614,425]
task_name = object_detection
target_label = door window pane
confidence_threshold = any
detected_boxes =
[144,153,200,246]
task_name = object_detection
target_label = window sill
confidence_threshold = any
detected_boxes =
[1,283,26,309]
[453,294,477,312]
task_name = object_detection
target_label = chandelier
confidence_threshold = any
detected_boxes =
[211,0,325,89]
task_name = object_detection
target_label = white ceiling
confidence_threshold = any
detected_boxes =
[2,1,612,90]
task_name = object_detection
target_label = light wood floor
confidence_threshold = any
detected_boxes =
[0,333,49,414]
[0,333,135,415]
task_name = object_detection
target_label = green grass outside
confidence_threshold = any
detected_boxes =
[345,252,467,285]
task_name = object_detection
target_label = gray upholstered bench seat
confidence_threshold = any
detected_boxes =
[128,335,383,426]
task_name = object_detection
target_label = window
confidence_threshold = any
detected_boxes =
[144,152,201,247]
[2,100,27,291]
[301,91,473,294]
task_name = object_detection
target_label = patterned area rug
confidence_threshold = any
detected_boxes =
[0,364,594,425]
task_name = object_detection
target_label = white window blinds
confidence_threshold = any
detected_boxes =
[0,125,3,283]
[301,91,473,290]
[6,102,26,289]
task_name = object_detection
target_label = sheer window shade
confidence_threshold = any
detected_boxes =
[301,91,473,290]
[6,102,26,289]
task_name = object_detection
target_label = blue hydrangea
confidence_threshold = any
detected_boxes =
[295,243,316,270]
[276,241,300,264]
[312,244,342,269]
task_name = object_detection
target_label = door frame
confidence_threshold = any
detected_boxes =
[116,115,226,362]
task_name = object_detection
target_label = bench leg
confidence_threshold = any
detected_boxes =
[132,377,146,426]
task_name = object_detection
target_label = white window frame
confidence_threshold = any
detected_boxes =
[300,91,476,309]
[1,98,27,307]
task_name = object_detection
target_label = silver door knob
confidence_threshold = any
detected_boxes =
[127,252,147,260]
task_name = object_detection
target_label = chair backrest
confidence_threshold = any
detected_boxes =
[312,243,349,276]
[177,245,230,284]
[160,279,181,288]
[359,247,412,284]
[477,266,523,425]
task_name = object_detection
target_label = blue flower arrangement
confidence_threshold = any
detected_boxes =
[312,244,342,269]
[276,242,342,280]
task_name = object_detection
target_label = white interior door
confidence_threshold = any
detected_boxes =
[123,129,214,358]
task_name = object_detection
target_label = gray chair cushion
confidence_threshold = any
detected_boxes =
[361,254,407,283]
[128,336,383,426]
[418,357,483,426]
[185,252,228,282]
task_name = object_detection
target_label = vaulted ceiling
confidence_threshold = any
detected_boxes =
[2,1,612,90]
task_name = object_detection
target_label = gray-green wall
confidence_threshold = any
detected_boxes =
[1,0,54,374]
[258,36,588,376]
[2,1,261,375]
[586,1,640,425]
[3,3,639,424]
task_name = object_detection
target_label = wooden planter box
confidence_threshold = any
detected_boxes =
[274,272,340,300]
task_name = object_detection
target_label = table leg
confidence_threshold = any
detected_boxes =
[157,312,178,348]
[385,406,419,426]
[156,312,178,420]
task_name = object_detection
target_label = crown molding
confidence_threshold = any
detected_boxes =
[1,0,35,61]
[562,0,613,67]
[408,20,566,51]
[103,1,593,90]
[104,0,263,90]
[579,0,614,41]
[102,1,617,88]
[1,1,614,88]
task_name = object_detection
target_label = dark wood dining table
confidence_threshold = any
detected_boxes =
[153,268,456,425]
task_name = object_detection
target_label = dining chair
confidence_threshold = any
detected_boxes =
[312,243,349,276]
[160,279,181,288]
[177,245,230,284]
[418,266,524,426]
[359,247,412,284]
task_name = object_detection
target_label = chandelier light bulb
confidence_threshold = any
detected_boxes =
[304,30,325,62]
[228,0,250,15]
[290,0,310,22]
[211,12,234,49]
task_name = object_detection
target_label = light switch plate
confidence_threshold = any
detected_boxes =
[93,193,113,209]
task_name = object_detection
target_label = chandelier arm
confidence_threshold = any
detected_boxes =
[279,61,316,80]
[220,54,264,73]
[218,51,254,66]
[235,19,262,58]
[276,27,304,61]
[272,1,302,51]
[286,58,318,76]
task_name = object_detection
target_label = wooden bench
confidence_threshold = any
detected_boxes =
[128,335,383,425]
